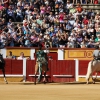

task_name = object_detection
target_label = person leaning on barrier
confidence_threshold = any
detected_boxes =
[93,45,100,60]
[17,52,25,60]
[6,51,16,59]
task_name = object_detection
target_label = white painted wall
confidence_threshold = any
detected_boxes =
[1,49,6,58]
[58,49,64,60]
[74,59,79,82]
[30,49,35,60]
[23,58,26,82]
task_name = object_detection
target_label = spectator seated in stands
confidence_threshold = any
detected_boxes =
[0,1,3,8]
[65,0,73,14]
[0,31,8,48]
[58,34,67,48]
[0,0,99,49]
[7,5,15,22]
[52,34,59,47]
[17,52,25,60]
[16,6,23,22]
[6,51,16,59]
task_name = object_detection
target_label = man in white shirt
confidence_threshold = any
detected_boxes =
[16,6,23,22]
[17,52,25,60]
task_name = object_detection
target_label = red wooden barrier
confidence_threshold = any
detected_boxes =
[26,60,36,82]
[0,59,12,74]
[0,59,23,75]
[50,60,75,82]
[79,60,90,75]
[1,59,100,82]
[11,60,23,74]
[0,59,75,83]
[79,60,100,76]
[26,60,51,82]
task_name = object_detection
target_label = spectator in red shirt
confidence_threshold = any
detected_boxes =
[0,2,4,10]
[59,11,65,23]
[82,16,89,25]
[94,0,98,4]
[2,0,9,9]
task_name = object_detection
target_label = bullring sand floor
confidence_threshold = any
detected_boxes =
[0,82,100,100]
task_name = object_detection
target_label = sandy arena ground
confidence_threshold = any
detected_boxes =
[0,82,100,100]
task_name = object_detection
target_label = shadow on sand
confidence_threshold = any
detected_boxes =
[1,81,100,85]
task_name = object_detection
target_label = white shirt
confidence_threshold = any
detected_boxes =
[25,10,32,16]
[16,9,22,16]
[17,1,24,7]
[66,3,73,9]
[68,36,76,42]
[17,56,25,60]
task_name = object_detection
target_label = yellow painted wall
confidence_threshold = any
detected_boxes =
[50,50,58,52]
[6,48,58,57]
[78,77,100,82]
[64,50,93,60]
[6,48,95,60]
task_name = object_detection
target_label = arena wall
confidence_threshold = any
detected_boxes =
[0,59,99,83]
[0,59,76,82]
[0,47,95,60]
[0,47,100,83]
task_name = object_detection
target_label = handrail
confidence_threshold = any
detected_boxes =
[3,47,95,50]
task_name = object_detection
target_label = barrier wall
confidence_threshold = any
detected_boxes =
[26,60,52,82]
[1,59,100,83]
[0,60,23,75]
[78,60,100,82]
[49,60,75,82]
[26,60,75,82]
[79,60,89,75]
[0,59,23,82]
[0,59,75,82]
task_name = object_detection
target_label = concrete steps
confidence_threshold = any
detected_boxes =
[74,4,100,12]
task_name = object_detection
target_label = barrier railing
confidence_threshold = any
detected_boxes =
[1,59,97,83]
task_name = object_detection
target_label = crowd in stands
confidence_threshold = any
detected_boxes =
[0,0,100,48]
